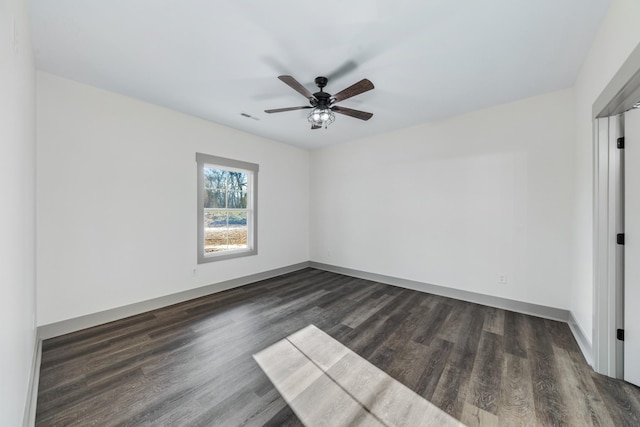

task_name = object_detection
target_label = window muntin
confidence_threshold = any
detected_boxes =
[197,153,258,263]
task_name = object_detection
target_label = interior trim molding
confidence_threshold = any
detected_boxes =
[36,261,592,371]
[309,262,571,322]
[23,338,42,427]
[568,311,594,367]
[593,41,640,118]
[591,41,640,377]
[38,262,310,339]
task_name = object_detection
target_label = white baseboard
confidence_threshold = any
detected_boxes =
[38,262,310,339]
[23,337,42,427]
[310,262,596,364]
[35,260,593,383]
[568,311,594,367]
[310,262,571,322]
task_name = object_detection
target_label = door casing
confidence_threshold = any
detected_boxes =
[593,42,640,377]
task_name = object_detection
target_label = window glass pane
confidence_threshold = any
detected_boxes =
[197,153,257,263]
[204,188,214,209]
[213,190,227,208]
[204,168,229,190]
[228,171,247,190]
[208,211,227,227]
[228,211,247,226]
[227,191,246,209]
[204,211,228,253]
[227,172,247,208]
[204,189,227,209]
[228,211,248,250]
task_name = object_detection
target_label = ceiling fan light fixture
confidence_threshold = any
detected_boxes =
[265,75,373,128]
[308,107,335,128]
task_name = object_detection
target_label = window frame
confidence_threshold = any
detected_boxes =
[196,153,258,263]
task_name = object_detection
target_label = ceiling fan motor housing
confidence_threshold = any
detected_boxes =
[312,77,331,107]
[314,76,328,89]
[313,91,331,108]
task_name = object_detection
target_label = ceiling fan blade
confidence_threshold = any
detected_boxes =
[264,106,312,113]
[326,60,358,81]
[332,105,373,121]
[331,79,374,103]
[278,75,317,101]
[311,124,322,130]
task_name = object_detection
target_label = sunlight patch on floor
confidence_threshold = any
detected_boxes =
[254,324,465,426]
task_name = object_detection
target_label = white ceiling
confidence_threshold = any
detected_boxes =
[28,0,611,150]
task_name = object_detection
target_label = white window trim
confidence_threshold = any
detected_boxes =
[196,153,258,263]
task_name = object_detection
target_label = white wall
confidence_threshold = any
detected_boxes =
[0,0,37,425]
[311,89,575,309]
[571,0,640,344]
[36,72,310,326]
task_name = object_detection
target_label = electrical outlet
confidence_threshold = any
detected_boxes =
[192,268,197,277]
[498,274,507,284]
[327,250,332,258]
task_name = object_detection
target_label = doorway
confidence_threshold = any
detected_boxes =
[593,114,624,379]
[593,41,640,385]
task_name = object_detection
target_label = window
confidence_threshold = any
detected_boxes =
[196,153,258,263]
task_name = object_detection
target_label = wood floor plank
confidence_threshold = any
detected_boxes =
[526,316,568,426]
[412,301,452,346]
[430,304,483,419]
[468,331,503,414]
[41,312,157,352]
[261,404,304,427]
[385,340,429,388]
[448,304,484,370]
[544,318,580,352]
[35,268,640,426]
[190,385,277,427]
[341,292,396,328]
[483,306,504,336]
[436,298,470,344]
[431,363,469,418]
[410,338,454,400]
[592,373,640,426]
[504,310,528,358]
[461,402,499,427]
[554,346,614,426]
[498,353,537,426]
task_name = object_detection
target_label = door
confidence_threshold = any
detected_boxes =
[625,107,640,387]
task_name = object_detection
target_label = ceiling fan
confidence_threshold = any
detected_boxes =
[265,75,374,129]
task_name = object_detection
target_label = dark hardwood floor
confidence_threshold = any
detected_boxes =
[36,268,640,426]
